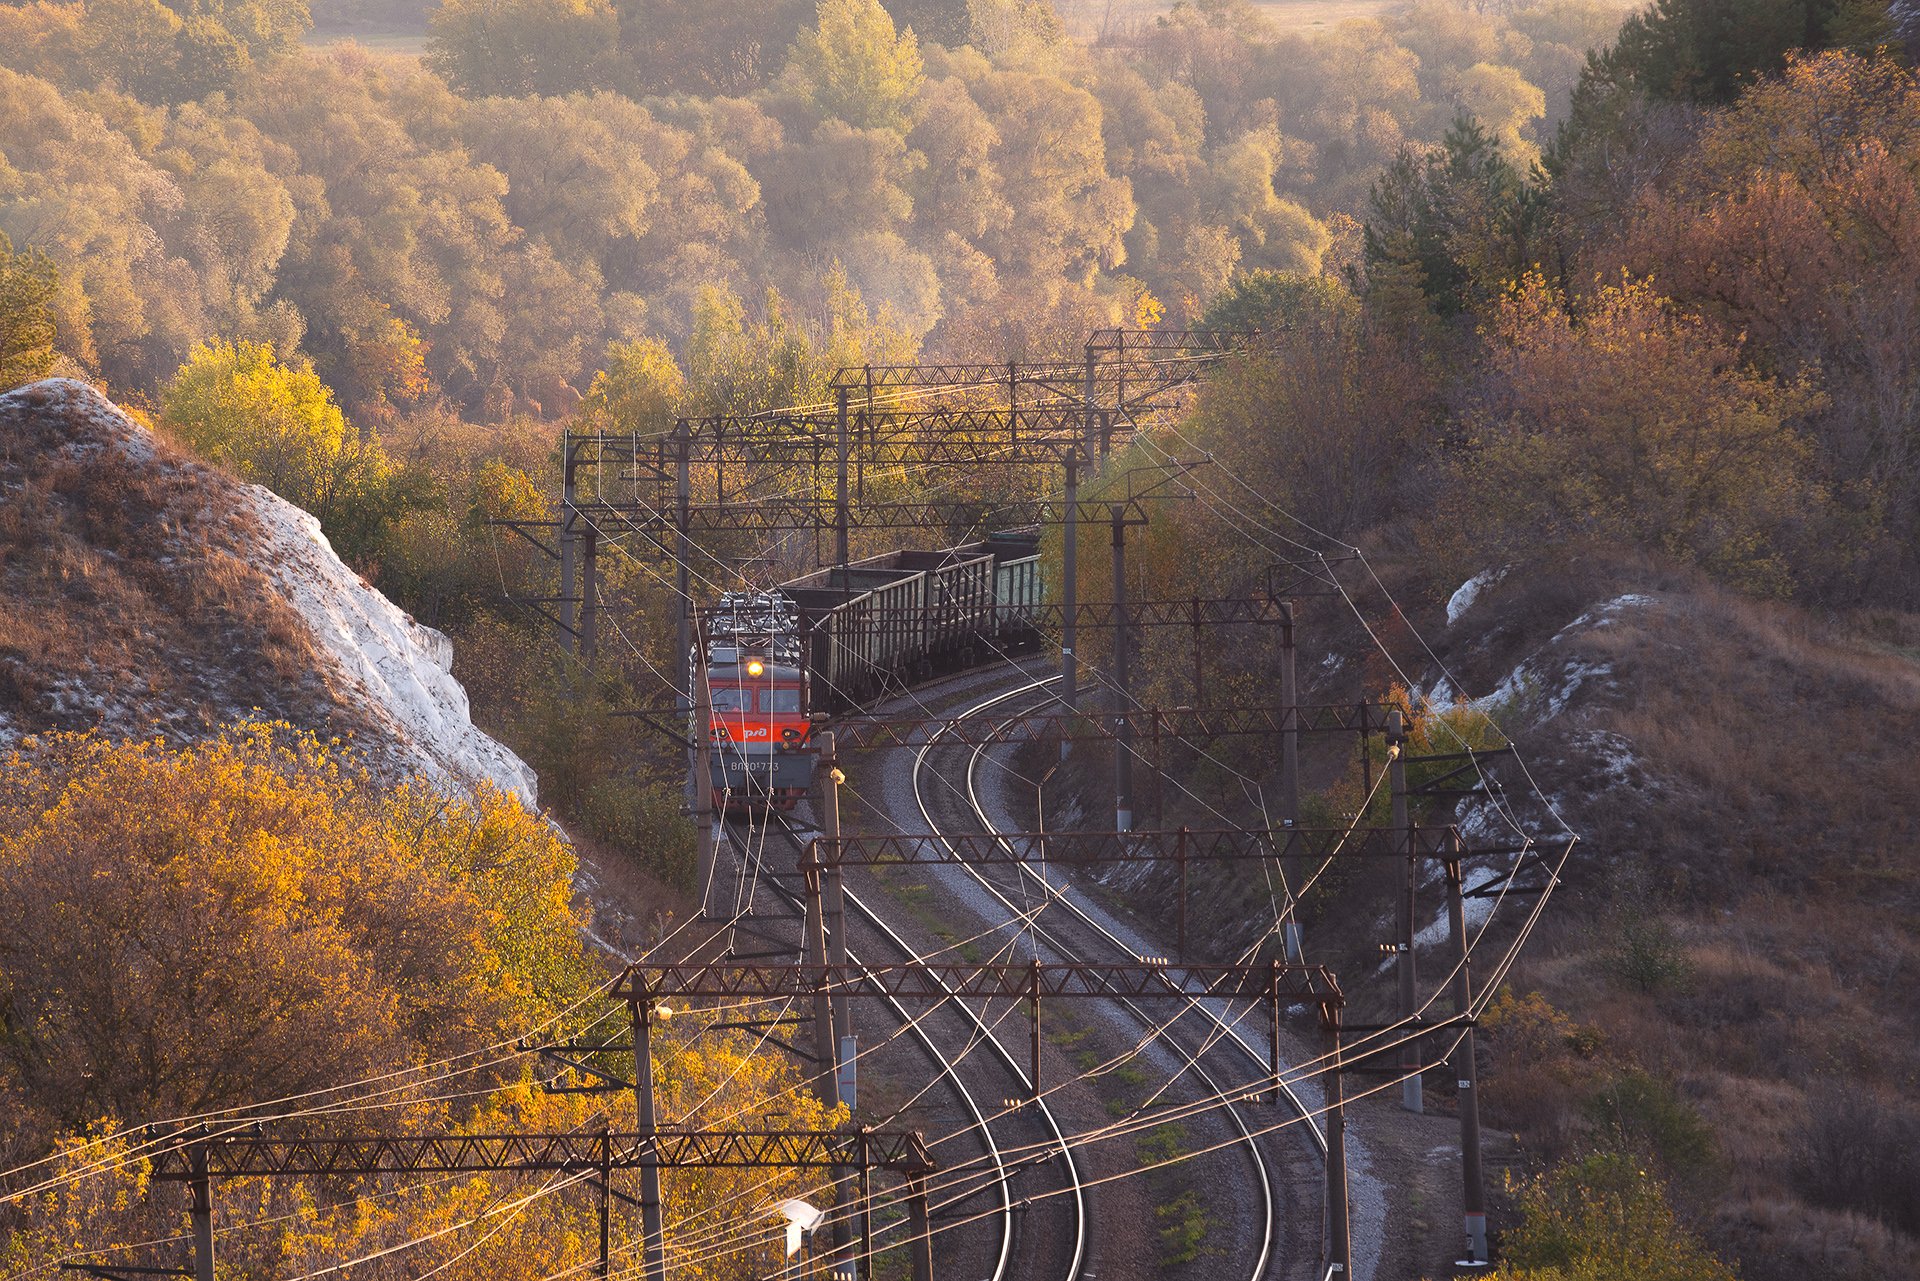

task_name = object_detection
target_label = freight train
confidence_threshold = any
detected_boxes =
[702,530,1045,808]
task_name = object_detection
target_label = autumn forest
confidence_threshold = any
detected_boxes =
[5,0,1920,1277]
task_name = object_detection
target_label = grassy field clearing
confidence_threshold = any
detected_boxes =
[1076,0,1401,36]
[302,31,430,56]
[1242,0,1399,30]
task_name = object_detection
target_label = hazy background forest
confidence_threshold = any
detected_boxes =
[8,0,1920,1277]
[0,0,1632,414]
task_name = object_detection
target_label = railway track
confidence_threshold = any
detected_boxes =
[715,666,1087,1281]
[908,674,1330,1281]
[714,658,1340,1279]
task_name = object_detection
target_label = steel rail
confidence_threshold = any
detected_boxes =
[956,682,1280,1281]
[917,676,1327,1280]
[831,863,1087,1281]
[952,679,1330,1131]
[774,670,1090,1281]
[721,811,1019,1281]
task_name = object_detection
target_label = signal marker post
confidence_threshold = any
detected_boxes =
[819,733,853,1065]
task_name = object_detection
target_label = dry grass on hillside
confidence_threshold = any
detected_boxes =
[1437,564,1920,1281]
[0,381,361,746]
[1050,549,1920,1279]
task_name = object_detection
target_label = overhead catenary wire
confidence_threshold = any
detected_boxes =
[552,409,1528,1275]
[614,361,1574,1275]
[11,334,1574,1281]
[539,347,1581,1281]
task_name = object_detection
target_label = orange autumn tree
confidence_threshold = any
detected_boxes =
[1439,272,1825,595]
[1605,51,1920,569]
[0,725,840,1280]
[0,723,596,1134]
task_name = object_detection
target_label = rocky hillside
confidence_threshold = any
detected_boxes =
[0,378,534,805]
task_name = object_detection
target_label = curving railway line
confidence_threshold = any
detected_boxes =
[713,655,1355,1280]
[907,674,1326,1281]
[717,665,1087,1281]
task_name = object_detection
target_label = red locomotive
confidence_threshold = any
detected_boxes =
[702,593,816,810]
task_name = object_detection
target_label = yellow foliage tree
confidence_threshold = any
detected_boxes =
[0,724,592,1131]
[161,338,379,521]
[0,230,58,392]
[782,0,926,132]
[578,337,687,435]
[0,726,851,1279]
[1451,62,1547,169]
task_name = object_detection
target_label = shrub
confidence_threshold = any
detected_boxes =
[1794,1087,1920,1235]
[1496,1150,1737,1281]
[580,775,699,892]
[1585,1069,1716,1177]
[1479,988,1605,1154]
[1610,915,1692,994]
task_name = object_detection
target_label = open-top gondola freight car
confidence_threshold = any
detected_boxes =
[783,529,1044,713]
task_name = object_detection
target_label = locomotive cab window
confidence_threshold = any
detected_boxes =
[711,688,751,712]
[764,688,802,713]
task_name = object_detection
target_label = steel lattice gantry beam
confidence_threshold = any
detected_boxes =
[800,824,1531,871]
[557,495,1161,534]
[672,405,1082,441]
[569,408,1113,471]
[830,360,1085,392]
[149,1128,934,1180]
[616,959,1342,1008]
[841,405,1093,442]
[608,698,1385,748]
[146,1124,942,1281]
[1084,328,1252,353]
[798,825,1539,970]
[829,701,1396,750]
[825,349,1246,394]
[837,596,1285,632]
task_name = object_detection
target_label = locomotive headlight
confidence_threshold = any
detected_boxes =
[746,659,765,677]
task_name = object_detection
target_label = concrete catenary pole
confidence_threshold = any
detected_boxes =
[835,387,850,569]
[1389,709,1422,1114]
[1326,1014,1351,1278]
[189,1143,214,1281]
[1059,450,1079,758]
[631,995,666,1281]
[1448,852,1490,1266]
[1110,505,1134,831]
[1279,600,1304,962]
